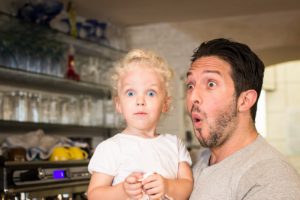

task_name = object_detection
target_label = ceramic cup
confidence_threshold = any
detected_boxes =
[68,147,88,160]
[49,146,71,161]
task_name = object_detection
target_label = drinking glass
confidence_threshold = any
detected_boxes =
[60,97,70,124]
[27,92,41,123]
[40,95,51,123]
[69,97,79,125]
[2,91,15,120]
[49,96,61,124]
[91,98,104,126]
[104,99,115,127]
[13,91,29,122]
[79,95,92,126]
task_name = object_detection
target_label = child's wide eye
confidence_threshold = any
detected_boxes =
[126,90,135,96]
[147,90,156,97]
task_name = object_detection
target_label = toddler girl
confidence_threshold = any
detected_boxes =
[88,49,193,200]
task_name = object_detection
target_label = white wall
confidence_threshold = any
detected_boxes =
[264,61,300,172]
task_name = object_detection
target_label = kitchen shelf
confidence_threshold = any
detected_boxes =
[0,11,126,60]
[1,160,89,169]
[0,120,115,136]
[0,66,110,98]
[0,12,123,138]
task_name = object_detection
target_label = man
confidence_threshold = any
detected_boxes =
[186,38,300,199]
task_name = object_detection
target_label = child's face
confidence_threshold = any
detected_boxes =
[115,63,170,134]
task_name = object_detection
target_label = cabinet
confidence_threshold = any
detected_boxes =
[0,12,125,137]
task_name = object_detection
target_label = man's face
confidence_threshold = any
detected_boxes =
[185,56,238,148]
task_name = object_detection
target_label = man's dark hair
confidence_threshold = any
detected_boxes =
[191,38,265,121]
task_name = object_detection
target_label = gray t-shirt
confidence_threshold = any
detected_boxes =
[190,135,300,200]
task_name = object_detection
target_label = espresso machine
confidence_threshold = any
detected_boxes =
[0,159,90,200]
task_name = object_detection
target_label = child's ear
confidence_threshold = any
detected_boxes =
[237,90,257,112]
[114,96,122,114]
[162,96,172,113]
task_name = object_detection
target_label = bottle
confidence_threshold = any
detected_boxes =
[65,45,80,81]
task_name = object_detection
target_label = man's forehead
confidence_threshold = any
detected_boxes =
[187,57,231,77]
[186,67,222,78]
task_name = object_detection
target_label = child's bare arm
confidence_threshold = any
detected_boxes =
[87,172,144,200]
[87,172,126,200]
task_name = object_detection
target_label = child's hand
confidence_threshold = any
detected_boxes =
[123,172,143,199]
[142,173,168,199]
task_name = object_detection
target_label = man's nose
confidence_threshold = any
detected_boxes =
[190,88,202,105]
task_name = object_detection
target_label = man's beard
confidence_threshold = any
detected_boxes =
[195,98,238,148]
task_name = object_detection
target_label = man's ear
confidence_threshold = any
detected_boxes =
[162,96,172,113]
[237,90,257,112]
[114,96,122,114]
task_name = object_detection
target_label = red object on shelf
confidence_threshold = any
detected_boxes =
[65,45,80,81]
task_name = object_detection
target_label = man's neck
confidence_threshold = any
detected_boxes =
[209,126,258,165]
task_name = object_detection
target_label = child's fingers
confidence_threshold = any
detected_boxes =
[141,173,157,184]
[124,180,143,199]
[128,172,144,183]
[126,175,138,184]
[143,180,162,193]
[146,186,163,200]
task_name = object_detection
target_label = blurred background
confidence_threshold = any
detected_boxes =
[0,0,300,199]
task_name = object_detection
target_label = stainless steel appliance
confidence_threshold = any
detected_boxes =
[0,159,90,199]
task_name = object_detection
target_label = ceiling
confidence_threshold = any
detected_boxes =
[72,0,300,26]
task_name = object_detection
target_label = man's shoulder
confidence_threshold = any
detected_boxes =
[236,136,300,199]
[237,158,300,199]
[248,135,293,164]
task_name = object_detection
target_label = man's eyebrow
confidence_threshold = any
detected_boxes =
[186,70,221,77]
[186,71,192,77]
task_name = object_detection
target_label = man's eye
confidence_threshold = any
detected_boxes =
[186,83,194,90]
[126,90,135,96]
[207,81,216,88]
[147,90,156,97]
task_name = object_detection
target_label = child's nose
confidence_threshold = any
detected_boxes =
[136,96,145,106]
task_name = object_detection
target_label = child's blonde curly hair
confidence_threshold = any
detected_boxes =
[111,49,174,97]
